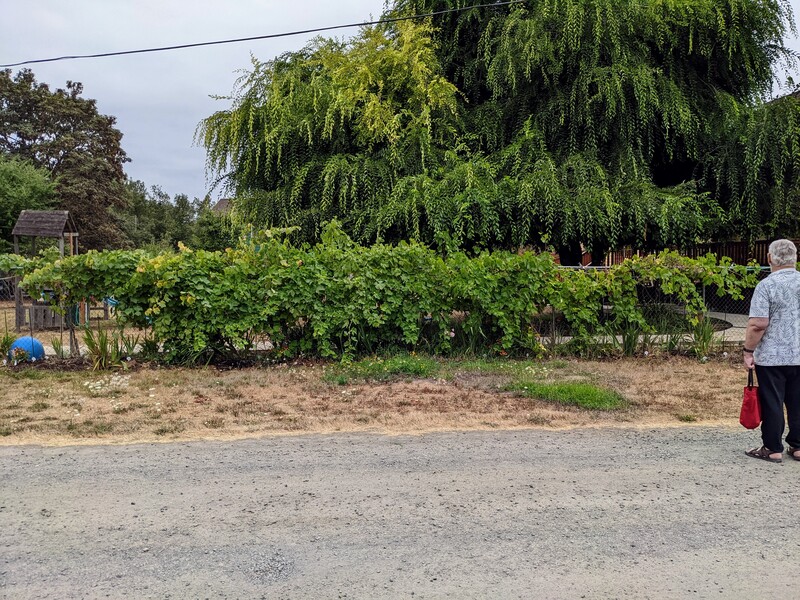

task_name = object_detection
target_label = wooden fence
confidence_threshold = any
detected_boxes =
[580,240,797,267]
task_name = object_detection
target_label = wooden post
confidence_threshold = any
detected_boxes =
[14,276,23,332]
[58,237,65,257]
[67,233,79,356]
[13,235,22,332]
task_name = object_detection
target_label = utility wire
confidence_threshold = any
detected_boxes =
[0,1,525,68]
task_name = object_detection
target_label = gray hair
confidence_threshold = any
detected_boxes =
[769,239,797,267]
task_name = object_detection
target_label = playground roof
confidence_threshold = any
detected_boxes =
[12,211,78,239]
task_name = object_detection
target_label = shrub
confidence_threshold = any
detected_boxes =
[12,223,758,363]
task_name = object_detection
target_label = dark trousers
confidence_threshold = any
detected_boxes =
[755,365,800,452]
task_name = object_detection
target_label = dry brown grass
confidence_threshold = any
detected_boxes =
[0,356,748,446]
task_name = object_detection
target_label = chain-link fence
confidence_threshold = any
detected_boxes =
[703,268,770,332]
[531,266,769,352]
[0,276,14,302]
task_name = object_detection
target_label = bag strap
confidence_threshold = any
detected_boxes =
[748,369,755,388]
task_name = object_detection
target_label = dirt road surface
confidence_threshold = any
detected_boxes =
[2,426,799,599]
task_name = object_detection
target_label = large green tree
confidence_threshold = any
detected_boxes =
[0,156,56,253]
[0,69,130,250]
[200,0,798,261]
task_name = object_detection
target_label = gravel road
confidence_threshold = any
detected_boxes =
[2,426,799,599]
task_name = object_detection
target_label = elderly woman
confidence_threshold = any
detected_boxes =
[744,239,800,463]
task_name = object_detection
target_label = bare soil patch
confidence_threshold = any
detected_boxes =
[0,356,746,446]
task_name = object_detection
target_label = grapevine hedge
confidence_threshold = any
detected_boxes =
[9,223,758,363]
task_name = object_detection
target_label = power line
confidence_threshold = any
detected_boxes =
[0,1,525,68]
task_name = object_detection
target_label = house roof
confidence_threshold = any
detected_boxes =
[211,198,231,212]
[12,210,78,238]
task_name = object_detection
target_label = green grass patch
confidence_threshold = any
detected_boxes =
[154,420,186,436]
[2,369,47,381]
[90,421,114,434]
[63,420,114,436]
[324,354,439,383]
[548,360,570,369]
[436,357,570,382]
[510,381,626,411]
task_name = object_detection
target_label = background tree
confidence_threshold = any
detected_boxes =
[0,156,56,253]
[116,179,158,249]
[116,181,210,250]
[192,198,240,252]
[0,69,129,250]
[201,0,798,261]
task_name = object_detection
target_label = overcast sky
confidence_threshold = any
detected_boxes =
[0,0,387,202]
[1,0,799,204]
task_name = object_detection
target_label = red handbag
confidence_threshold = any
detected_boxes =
[740,369,761,429]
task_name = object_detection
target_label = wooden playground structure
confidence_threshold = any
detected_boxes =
[11,210,79,333]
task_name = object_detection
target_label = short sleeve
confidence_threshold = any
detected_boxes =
[749,281,770,319]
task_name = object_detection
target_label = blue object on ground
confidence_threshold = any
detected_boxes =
[8,336,46,362]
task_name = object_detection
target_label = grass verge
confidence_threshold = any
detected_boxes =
[508,381,627,411]
[0,354,744,444]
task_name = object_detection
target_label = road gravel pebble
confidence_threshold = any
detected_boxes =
[2,426,799,599]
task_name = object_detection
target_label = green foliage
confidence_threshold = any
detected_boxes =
[200,0,798,255]
[82,326,138,370]
[198,20,461,244]
[510,381,627,410]
[1,330,16,359]
[50,337,68,360]
[192,202,240,251]
[19,223,758,363]
[691,316,717,359]
[0,253,30,274]
[0,156,56,253]
[706,92,800,240]
[0,249,61,278]
[115,181,220,251]
[449,249,557,353]
[324,354,439,384]
[22,249,147,309]
[139,334,160,361]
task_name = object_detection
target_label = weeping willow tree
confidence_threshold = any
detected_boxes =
[199,0,798,261]
[200,21,460,243]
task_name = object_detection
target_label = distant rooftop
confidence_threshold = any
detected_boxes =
[211,198,231,212]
